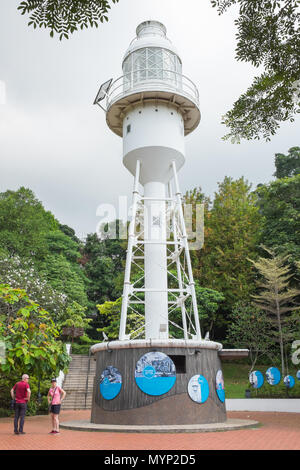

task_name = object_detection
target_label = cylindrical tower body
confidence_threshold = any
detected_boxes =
[106,20,200,340]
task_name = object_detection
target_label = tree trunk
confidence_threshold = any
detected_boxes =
[275,293,285,377]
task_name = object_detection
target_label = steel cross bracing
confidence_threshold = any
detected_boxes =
[119,160,202,341]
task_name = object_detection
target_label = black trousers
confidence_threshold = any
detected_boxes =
[14,403,27,433]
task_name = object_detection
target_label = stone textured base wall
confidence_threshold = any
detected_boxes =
[91,346,226,425]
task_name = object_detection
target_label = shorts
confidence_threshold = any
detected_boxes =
[50,404,61,415]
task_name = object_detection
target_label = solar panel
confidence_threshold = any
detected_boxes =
[93,78,113,105]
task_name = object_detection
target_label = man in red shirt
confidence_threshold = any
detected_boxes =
[10,374,31,435]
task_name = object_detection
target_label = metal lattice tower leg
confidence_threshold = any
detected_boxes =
[119,160,202,342]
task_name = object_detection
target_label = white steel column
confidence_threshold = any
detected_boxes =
[119,159,141,340]
[172,160,202,340]
[168,182,189,340]
[144,181,169,339]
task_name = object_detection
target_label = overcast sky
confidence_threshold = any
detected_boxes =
[0,0,299,239]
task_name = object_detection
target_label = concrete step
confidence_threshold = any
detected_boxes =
[61,355,96,409]
[67,370,95,373]
[63,382,94,387]
[64,386,93,390]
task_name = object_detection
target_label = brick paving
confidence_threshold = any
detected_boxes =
[0,410,300,450]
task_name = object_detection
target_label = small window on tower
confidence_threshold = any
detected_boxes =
[169,355,186,374]
[127,124,131,134]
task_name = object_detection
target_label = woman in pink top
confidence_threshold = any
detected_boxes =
[47,378,66,434]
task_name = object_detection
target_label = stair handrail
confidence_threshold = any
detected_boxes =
[84,347,92,409]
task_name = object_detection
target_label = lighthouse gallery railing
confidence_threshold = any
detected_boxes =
[106,69,199,109]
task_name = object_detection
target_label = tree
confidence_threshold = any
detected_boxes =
[59,223,80,244]
[256,174,300,266]
[168,281,225,340]
[82,227,126,338]
[0,253,67,321]
[249,247,300,376]
[274,146,300,179]
[197,177,262,316]
[211,1,300,141]
[226,303,274,373]
[0,187,57,260]
[18,0,119,40]
[195,284,225,339]
[45,230,81,264]
[0,284,70,380]
[39,254,88,307]
[59,301,92,344]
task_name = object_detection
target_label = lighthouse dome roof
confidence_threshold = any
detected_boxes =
[122,20,181,65]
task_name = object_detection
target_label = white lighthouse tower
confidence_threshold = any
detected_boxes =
[91,21,227,428]
[95,20,201,342]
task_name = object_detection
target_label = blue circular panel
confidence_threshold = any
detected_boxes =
[249,370,264,389]
[284,375,295,389]
[188,375,209,404]
[266,367,281,385]
[135,352,176,396]
[216,370,225,402]
[100,366,122,400]
[296,370,300,381]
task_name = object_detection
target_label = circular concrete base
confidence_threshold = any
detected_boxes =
[60,418,259,433]
[91,342,227,426]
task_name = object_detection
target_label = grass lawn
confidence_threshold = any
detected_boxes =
[222,362,300,399]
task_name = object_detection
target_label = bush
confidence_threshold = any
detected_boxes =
[38,396,50,415]
[0,408,13,418]
[26,400,38,416]
[70,343,91,355]
[248,380,300,398]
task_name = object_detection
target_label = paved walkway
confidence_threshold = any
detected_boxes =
[0,410,300,450]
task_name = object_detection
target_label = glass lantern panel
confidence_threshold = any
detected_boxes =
[132,49,147,84]
[123,56,132,91]
[122,47,182,91]
[147,48,163,79]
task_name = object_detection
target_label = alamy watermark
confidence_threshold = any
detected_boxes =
[291,340,300,366]
[96,197,204,250]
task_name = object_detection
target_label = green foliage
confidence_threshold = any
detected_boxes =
[274,146,300,179]
[0,408,13,418]
[0,253,67,321]
[59,224,80,243]
[195,284,225,337]
[222,362,300,398]
[0,187,88,315]
[84,230,126,299]
[45,230,81,263]
[18,0,120,40]
[59,301,92,343]
[96,298,143,341]
[82,228,126,337]
[169,282,225,340]
[0,284,70,379]
[226,303,275,372]
[249,247,300,376]
[197,177,262,312]
[0,187,58,260]
[39,254,88,307]
[256,174,300,265]
[211,1,300,141]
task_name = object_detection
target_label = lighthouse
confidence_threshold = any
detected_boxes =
[96,20,202,342]
[91,21,227,428]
